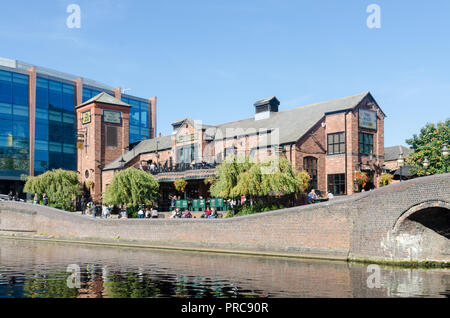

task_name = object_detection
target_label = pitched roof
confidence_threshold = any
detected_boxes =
[103,91,379,170]
[76,92,130,109]
[385,145,412,162]
[212,91,372,145]
[103,135,173,171]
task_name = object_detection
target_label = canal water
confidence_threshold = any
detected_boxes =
[0,238,449,298]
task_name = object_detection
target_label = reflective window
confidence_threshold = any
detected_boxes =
[303,156,318,190]
[82,87,109,102]
[328,174,346,195]
[122,96,150,143]
[0,70,29,177]
[0,70,13,103]
[140,101,148,128]
[35,77,76,175]
[359,133,374,155]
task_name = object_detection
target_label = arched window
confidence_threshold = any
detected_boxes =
[303,156,318,190]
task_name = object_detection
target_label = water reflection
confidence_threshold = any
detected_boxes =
[0,238,448,298]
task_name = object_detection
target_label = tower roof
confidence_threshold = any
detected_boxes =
[76,92,130,108]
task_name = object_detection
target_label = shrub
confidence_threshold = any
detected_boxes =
[379,172,393,187]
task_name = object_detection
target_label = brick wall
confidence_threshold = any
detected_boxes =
[77,101,130,201]
[1,174,448,264]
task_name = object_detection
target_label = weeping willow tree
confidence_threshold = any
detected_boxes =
[210,155,310,202]
[209,155,254,198]
[260,156,310,195]
[103,167,159,207]
[23,169,82,211]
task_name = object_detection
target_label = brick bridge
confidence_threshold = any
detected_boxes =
[0,174,449,264]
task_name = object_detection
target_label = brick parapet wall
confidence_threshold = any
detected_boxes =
[1,174,449,263]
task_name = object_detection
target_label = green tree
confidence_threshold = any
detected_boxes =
[23,169,82,211]
[210,155,309,200]
[209,155,253,198]
[103,167,159,207]
[406,119,450,176]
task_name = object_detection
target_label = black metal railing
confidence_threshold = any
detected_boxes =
[141,161,216,175]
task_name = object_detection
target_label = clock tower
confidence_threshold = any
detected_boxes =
[76,92,130,201]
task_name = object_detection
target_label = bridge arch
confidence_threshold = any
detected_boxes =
[390,200,450,261]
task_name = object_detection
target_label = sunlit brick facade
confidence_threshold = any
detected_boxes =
[96,91,386,206]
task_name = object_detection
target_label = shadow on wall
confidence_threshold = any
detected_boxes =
[406,207,450,239]
[390,203,450,261]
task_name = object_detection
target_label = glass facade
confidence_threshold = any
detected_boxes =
[82,87,103,103]
[0,70,29,178]
[35,77,76,175]
[122,96,150,143]
[0,68,152,181]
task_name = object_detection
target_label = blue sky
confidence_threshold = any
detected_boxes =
[1,0,449,146]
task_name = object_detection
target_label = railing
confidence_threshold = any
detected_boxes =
[141,162,217,176]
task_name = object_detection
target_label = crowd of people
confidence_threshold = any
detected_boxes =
[168,207,220,219]
[6,191,49,205]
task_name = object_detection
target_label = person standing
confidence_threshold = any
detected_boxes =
[42,193,49,206]
[138,207,145,219]
[92,202,97,218]
[33,193,39,204]
[151,206,159,219]
[120,204,128,219]
[8,190,14,201]
[170,195,176,210]
[80,195,87,215]
[102,204,110,219]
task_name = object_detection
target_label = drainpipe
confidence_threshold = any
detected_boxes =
[290,144,293,163]
[345,110,349,194]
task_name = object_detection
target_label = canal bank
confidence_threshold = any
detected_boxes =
[0,174,449,266]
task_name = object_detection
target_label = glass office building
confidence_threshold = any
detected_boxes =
[0,57,156,194]
[0,70,29,181]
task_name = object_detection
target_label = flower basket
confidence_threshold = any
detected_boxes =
[354,171,368,189]
[174,179,187,193]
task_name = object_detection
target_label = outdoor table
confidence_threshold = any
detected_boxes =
[313,198,329,203]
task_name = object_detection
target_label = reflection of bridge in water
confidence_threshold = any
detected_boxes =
[0,238,448,298]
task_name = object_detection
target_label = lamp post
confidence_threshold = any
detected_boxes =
[442,143,449,173]
[119,156,126,170]
[397,152,404,182]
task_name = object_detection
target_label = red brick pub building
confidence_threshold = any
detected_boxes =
[77,91,386,207]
